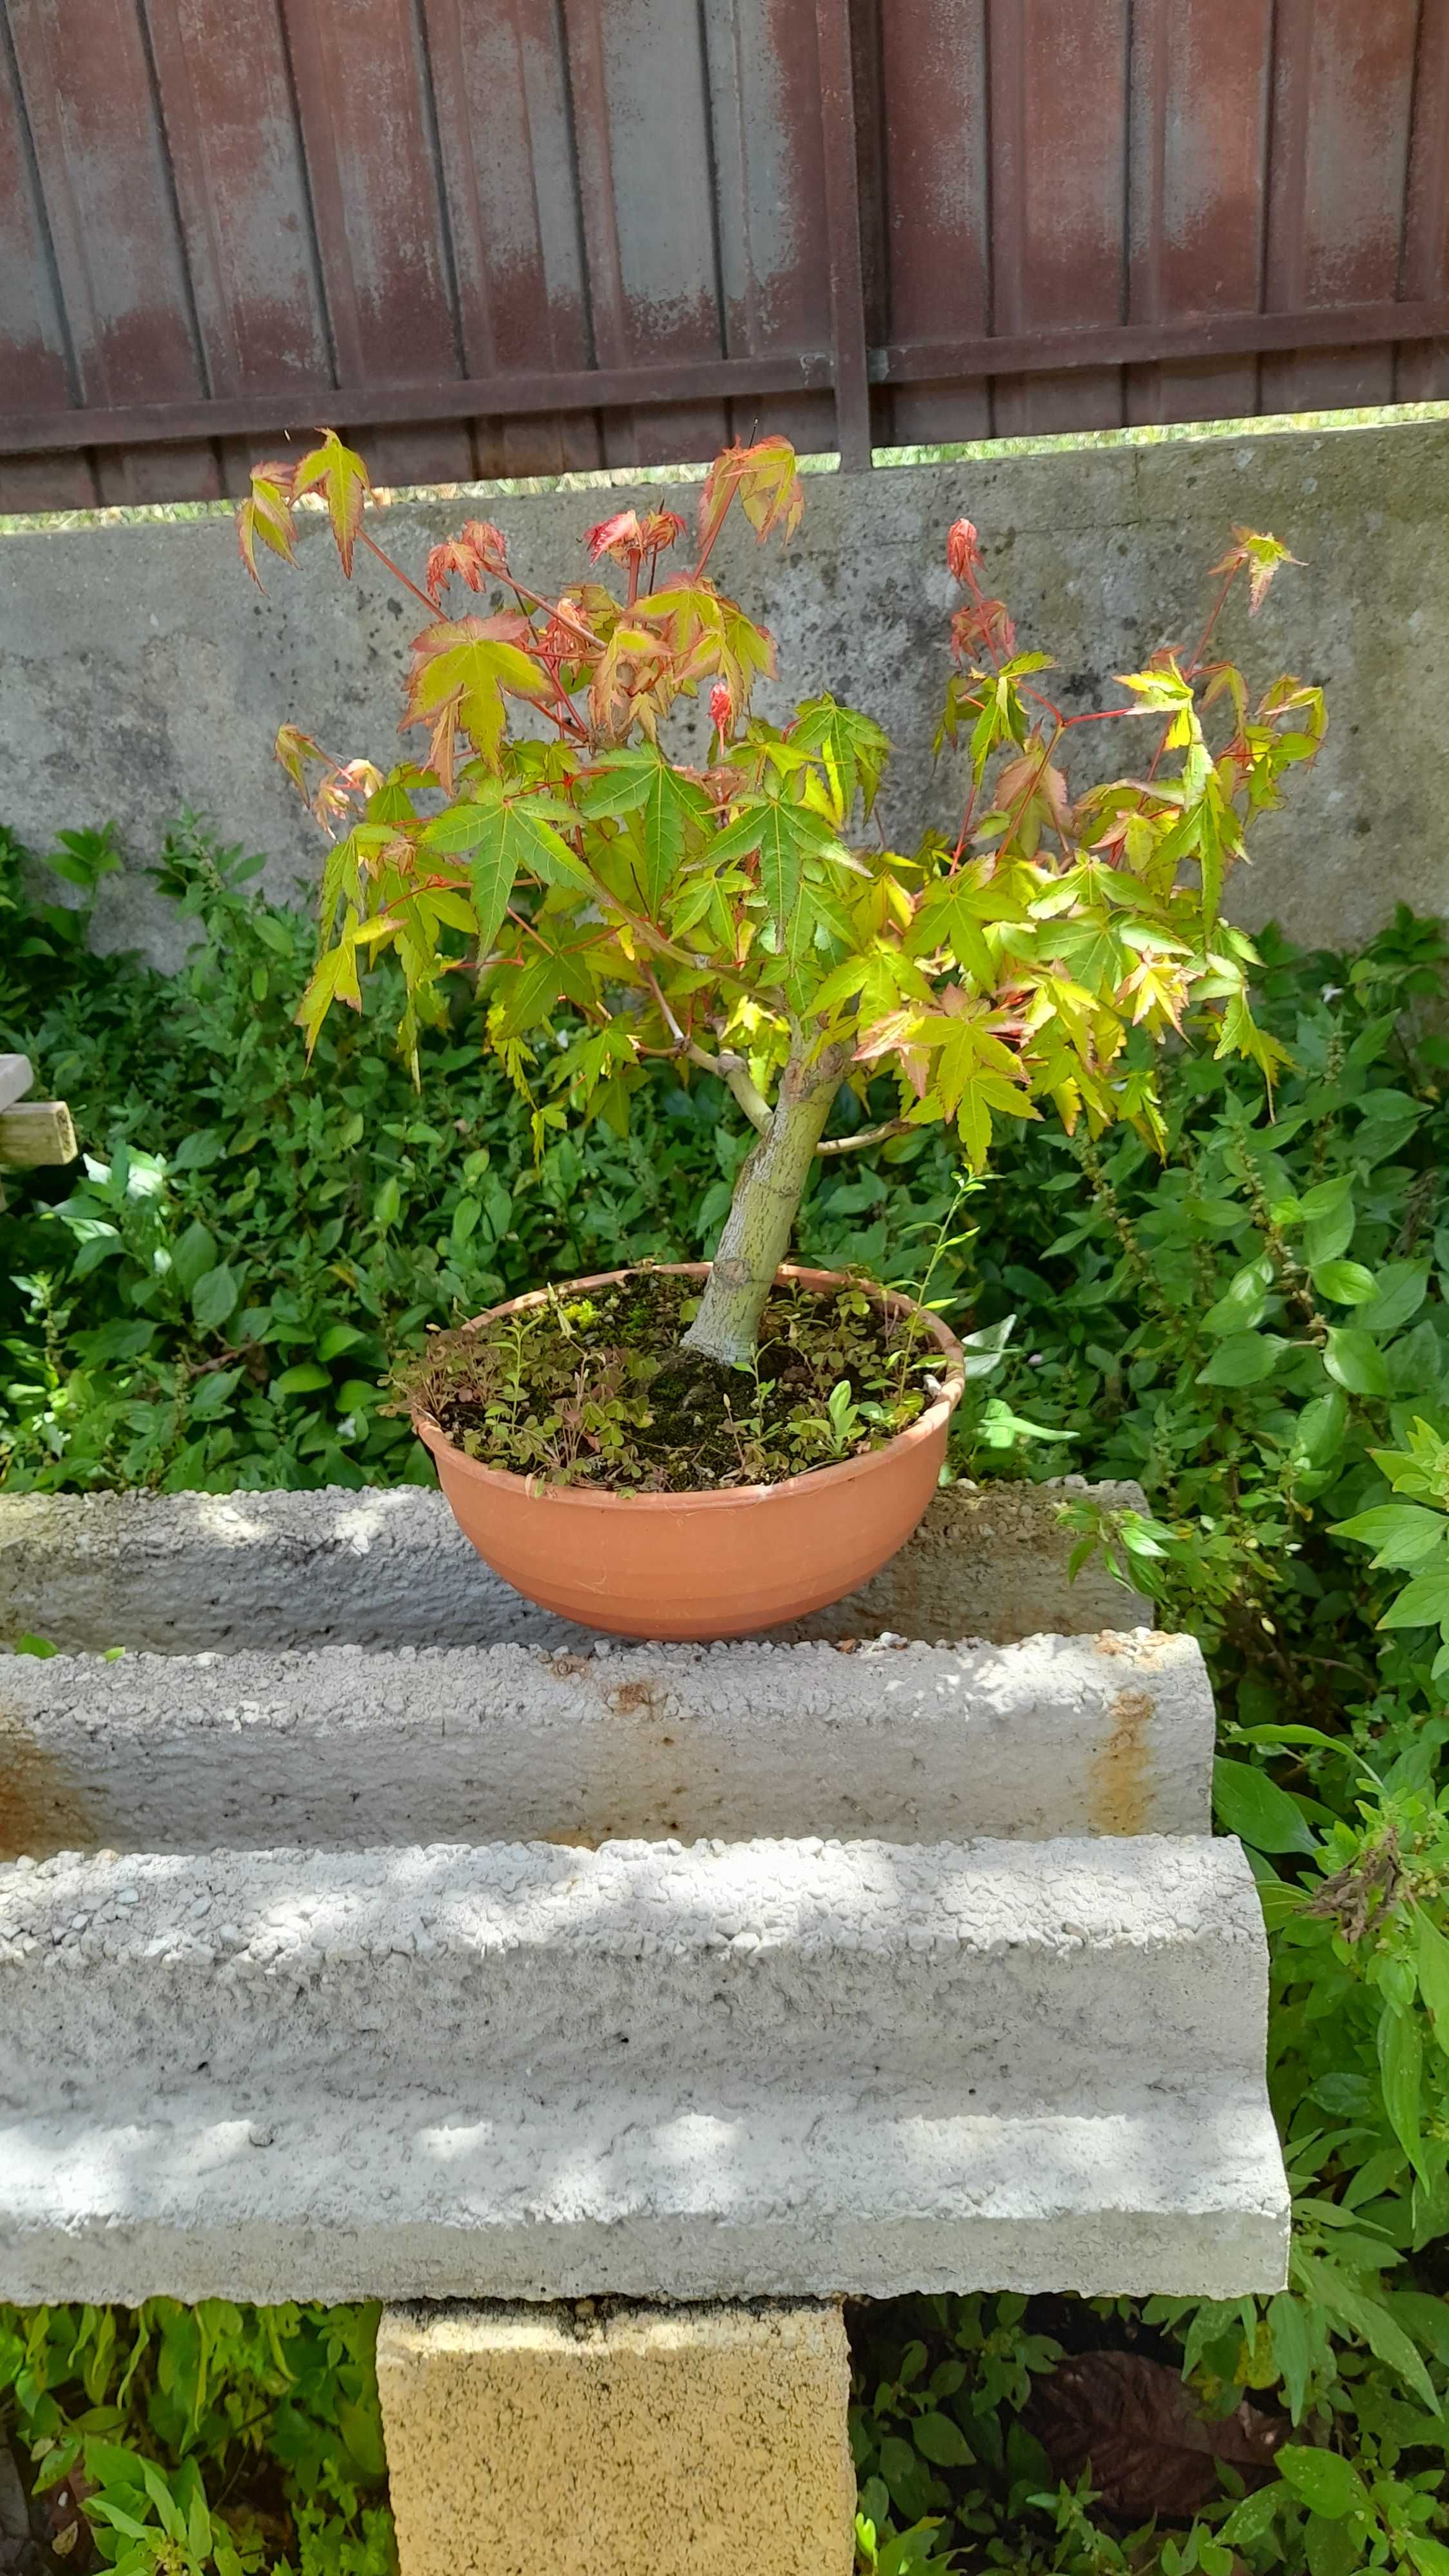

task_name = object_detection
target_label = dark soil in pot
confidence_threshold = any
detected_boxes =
[393,1269,942,1494]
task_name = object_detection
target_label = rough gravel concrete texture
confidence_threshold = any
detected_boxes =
[3,424,1444,964]
[0,1476,1150,1656]
[0,1628,1209,1858]
[376,2300,855,2576]
[0,1835,1288,2303]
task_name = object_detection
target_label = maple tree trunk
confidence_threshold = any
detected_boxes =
[681,1045,847,1372]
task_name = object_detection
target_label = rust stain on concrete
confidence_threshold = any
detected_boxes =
[1088,1688,1155,1836]
[605,1679,662,1717]
[0,1715,95,1859]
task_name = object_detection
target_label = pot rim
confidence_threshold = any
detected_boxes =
[412,1261,965,1514]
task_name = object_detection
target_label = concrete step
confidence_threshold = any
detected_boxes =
[0,1477,1151,1656]
[0,1833,1288,2304]
[0,1627,1209,1857]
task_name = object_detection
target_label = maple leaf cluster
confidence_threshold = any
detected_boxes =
[238,429,1323,1187]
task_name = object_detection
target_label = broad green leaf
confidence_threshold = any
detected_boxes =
[1380,1565,1449,1629]
[1378,2001,1423,2163]
[1312,2266,1439,2409]
[1353,1258,1430,1333]
[1295,1388,1349,1471]
[1357,1086,1423,1124]
[1213,1757,1318,1854]
[317,1323,366,1362]
[1330,1504,1449,1567]
[1305,2512,1363,2576]
[1311,1260,1376,1305]
[910,2412,973,2468]
[1305,1201,1356,1265]
[1276,2445,1365,2520]
[1202,1256,1273,1335]
[189,1368,241,1421]
[171,1219,218,1297]
[1323,1327,1392,1398]
[1408,2538,1449,2576]
[191,1264,240,1332]
[1218,2483,1285,2547]
[1297,1175,1352,1220]
[1416,1908,1449,2057]
[1267,2291,1312,2421]
[577,750,658,822]
[272,1362,332,1396]
[1197,1332,1285,1387]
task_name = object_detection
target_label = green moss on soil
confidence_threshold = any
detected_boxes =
[394,1270,942,1493]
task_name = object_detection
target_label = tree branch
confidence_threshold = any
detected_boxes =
[643,965,773,1134]
[815,1117,914,1157]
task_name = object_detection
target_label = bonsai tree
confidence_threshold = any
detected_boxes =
[238,431,1322,1374]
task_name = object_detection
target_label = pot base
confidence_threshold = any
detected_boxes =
[417,1265,965,1642]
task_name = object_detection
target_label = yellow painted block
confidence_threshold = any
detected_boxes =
[377,2300,855,2576]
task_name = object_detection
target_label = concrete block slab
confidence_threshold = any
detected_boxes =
[0,1834,1289,2304]
[0,1627,1208,1858]
[376,2300,855,2576]
[0,1477,1151,1656]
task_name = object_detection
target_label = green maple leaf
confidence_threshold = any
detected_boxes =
[578,750,710,916]
[406,620,547,769]
[493,918,603,1037]
[422,784,591,954]
[790,695,891,823]
[290,430,373,576]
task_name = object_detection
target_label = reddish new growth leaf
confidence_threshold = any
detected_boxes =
[585,507,685,569]
[425,519,509,604]
[1209,525,1302,615]
[709,681,734,737]
[951,595,1016,664]
[946,517,981,582]
[587,509,644,566]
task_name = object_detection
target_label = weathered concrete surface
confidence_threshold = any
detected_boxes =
[2,424,1444,963]
[0,1835,1288,2302]
[0,1628,1208,1857]
[377,2301,855,2576]
[0,1475,1150,1655]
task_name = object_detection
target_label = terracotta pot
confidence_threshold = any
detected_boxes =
[414,1263,965,1641]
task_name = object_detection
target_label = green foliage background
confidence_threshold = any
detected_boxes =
[5,822,1449,2573]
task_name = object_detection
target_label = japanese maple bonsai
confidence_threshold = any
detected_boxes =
[238,431,1320,1633]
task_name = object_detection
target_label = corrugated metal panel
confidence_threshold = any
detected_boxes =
[3,0,1448,504]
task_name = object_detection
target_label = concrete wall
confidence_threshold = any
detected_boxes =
[3,421,1446,964]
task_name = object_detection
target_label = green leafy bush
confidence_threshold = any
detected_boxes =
[5,828,1449,2571]
[0,2300,391,2576]
[0,823,972,1495]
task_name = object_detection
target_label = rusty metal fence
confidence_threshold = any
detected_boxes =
[3,0,1448,509]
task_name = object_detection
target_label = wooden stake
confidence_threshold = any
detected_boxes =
[0,1100,78,1168]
